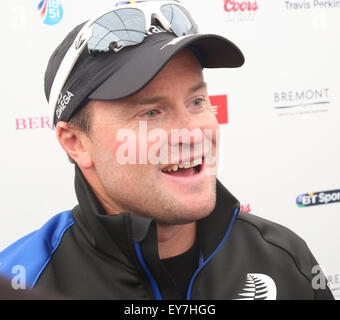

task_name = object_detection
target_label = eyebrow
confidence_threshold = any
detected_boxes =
[189,81,207,94]
[136,81,208,105]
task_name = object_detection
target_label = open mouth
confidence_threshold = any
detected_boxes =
[161,158,203,177]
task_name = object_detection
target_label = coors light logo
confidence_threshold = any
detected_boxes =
[223,0,258,22]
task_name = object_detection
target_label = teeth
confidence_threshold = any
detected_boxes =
[163,159,202,172]
[192,158,203,166]
[172,164,179,171]
[178,162,191,169]
[164,164,178,172]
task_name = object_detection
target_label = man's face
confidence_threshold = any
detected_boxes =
[83,49,219,224]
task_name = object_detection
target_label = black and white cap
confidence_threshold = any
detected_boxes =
[44,23,244,125]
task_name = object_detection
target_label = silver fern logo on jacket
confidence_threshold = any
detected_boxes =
[235,273,277,300]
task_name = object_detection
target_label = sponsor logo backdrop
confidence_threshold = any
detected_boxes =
[0,0,339,298]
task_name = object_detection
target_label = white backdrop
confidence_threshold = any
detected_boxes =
[0,0,339,299]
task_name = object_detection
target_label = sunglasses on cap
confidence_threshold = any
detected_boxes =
[48,0,199,127]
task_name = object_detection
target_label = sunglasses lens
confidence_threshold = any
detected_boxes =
[88,8,146,53]
[160,4,198,37]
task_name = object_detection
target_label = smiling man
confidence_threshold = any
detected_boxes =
[0,1,334,300]
[58,48,218,261]
[64,50,218,226]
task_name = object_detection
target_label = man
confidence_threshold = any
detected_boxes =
[0,1,333,300]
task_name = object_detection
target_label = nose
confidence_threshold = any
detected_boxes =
[166,110,206,165]
[168,111,204,146]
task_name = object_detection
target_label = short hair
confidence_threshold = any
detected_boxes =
[65,101,92,164]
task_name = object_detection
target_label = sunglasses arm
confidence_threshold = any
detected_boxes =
[48,23,96,127]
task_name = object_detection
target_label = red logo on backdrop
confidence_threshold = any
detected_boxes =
[240,203,251,213]
[224,0,258,12]
[223,0,258,22]
[15,116,52,130]
[209,94,228,124]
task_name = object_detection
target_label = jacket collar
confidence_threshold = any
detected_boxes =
[73,164,240,262]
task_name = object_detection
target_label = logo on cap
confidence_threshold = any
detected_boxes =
[160,34,194,50]
[75,34,86,50]
[56,91,74,119]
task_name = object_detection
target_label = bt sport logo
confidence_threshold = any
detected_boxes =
[296,189,340,207]
[37,0,63,25]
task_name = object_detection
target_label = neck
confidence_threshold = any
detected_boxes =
[156,222,196,259]
[79,167,197,259]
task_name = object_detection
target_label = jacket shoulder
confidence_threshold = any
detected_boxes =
[0,211,74,289]
[235,211,316,281]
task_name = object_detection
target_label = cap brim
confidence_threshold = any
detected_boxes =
[88,32,244,101]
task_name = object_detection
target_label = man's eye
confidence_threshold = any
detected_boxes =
[141,109,159,118]
[192,98,204,107]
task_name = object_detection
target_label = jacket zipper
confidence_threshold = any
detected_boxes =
[134,206,239,300]
[186,207,239,300]
[134,242,162,300]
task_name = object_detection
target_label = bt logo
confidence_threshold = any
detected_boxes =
[297,189,340,207]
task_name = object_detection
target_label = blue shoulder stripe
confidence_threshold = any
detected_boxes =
[0,210,74,289]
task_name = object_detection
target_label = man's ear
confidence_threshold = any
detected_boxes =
[56,121,93,169]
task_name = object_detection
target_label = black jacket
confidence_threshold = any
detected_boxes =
[0,166,334,300]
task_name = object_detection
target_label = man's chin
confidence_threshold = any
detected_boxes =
[163,180,217,224]
[156,196,216,225]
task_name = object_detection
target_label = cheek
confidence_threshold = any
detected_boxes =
[207,115,219,133]
[199,113,219,160]
[144,130,169,164]
[100,128,163,166]
[90,127,162,168]
[89,130,123,165]
[200,110,219,142]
